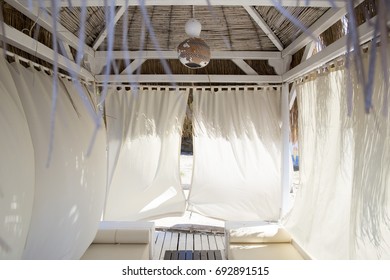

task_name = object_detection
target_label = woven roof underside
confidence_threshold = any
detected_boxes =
[58,5,328,52]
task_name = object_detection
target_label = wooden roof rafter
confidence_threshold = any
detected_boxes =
[4,0,94,57]
[18,0,351,8]
[0,22,94,81]
[1,0,385,85]
[92,4,130,50]
[243,5,284,51]
[282,0,366,57]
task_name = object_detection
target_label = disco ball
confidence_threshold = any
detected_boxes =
[177,37,211,69]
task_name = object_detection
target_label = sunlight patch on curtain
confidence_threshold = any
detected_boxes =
[0,57,34,259]
[284,44,390,259]
[5,62,107,259]
[188,87,282,221]
[104,87,188,221]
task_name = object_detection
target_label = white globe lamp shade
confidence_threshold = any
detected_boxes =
[185,18,202,37]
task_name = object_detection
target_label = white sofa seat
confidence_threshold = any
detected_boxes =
[81,221,155,260]
[225,221,310,260]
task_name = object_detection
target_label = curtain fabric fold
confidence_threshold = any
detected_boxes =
[188,88,282,221]
[283,69,353,259]
[284,45,390,259]
[0,60,107,259]
[104,88,188,221]
[0,57,35,259]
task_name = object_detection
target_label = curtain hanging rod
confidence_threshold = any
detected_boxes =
[1,48,92,86]
[293,43,375,84]
[101,84,283,91]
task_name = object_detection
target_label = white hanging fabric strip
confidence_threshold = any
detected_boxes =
[5,62,107,259]
[188,87,282,221]
[283,68,354,259]
[104,88,188,221]
[349,44,390,259]
[284,44,390,259]
[0,57,35,259]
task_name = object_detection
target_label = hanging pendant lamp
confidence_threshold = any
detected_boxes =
[177,17,210,69]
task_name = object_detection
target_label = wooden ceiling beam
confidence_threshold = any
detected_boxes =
[20,1,349,8]
[282,0,365,57]
[92,4,129,50]
[95,74,282,84]
[120,59,146,75]
[0,21,94,81]
[232,59,258,75]
[243,6,284,51]
[4,0,94,56]
[283,15,387,82]
[95,50,282,61]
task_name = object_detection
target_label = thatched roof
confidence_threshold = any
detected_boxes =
[0,2,335,77]
[1,1,382,79]
[0,1,381,75]
[59,5,322,52]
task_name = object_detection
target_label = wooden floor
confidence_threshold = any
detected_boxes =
[153,230,226,260]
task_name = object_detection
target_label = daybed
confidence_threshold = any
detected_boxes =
[225,221,310,260]
[81,221,155,260]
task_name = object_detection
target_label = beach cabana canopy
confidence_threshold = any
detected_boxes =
[0,0,389,260]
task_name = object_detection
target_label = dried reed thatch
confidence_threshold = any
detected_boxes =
[1,2,53,68]
[58,6,106,47]
[55,5,333,53]
[93,5,277,51]
[139,59,244,75]
[3,1,384,79]
[245,60,277,75]
[318,0,378,48]
[254,6,328,47]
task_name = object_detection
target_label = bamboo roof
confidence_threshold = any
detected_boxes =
[56,5,327,52]
[0,1,382,79]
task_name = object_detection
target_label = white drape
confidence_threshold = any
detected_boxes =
[283,69,353,259]
[3,62,107,259]
[284,45,390,259]
[104,88,188,221]
[349,45,390,259]
[0,57,35,259]
[188,88,282,221]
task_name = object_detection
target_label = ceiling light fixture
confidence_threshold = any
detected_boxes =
[177,8,210,69]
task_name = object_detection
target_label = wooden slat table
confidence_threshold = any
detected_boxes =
[164,250,223,260]
[154,230,226,260]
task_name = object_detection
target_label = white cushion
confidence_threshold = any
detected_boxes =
[229,226,291,244]
[116,228,150,244]
[229,243,304,260]
[80,244,150,260]
[93,229,116,243]
[98,221,154,230]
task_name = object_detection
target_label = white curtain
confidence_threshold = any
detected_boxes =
[284,45,390,259]
[349,45,390,259]
[104,87,188,221]
[283,69,353,259]
[188,87,282,221]
[5,62,107,259]
[0,57,35,259]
